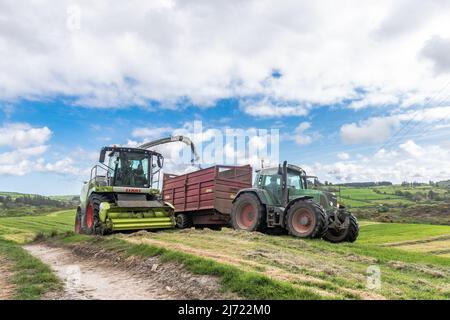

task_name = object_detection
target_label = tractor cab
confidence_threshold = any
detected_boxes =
[256,165,306,205]
[255,163,335,210]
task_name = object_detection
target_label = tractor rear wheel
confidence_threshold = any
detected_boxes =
[231,193,265,232]
[285,200,327,238]
[323,213,359,243]
[83,194,112,235]
[175,213,193,229]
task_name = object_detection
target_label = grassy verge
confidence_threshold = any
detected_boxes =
[51,233,323,300]
[0,239,62,299]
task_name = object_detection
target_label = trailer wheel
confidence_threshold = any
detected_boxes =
[231,193,265,232]
[286,200,327,238]
[175,213,193,229]
[323,213,359,243]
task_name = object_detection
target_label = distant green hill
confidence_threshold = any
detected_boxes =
[0,191,78,217]
[0,191,78,201]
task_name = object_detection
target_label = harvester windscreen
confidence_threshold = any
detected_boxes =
[108,151,150,187]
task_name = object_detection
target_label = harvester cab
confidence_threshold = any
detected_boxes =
[231,161,359,242]
[75,146,175,235]
[98,146,164,189]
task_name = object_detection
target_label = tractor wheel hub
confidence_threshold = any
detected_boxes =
[300,216,309,225]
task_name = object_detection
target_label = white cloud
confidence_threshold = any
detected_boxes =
[132,126,174,138]
[399,139,424,157]
[340,116,400,144]
[293,122,313,145]
[0,145,48,165]
[0,122,89,177]
[306,140,450,183]
[282,121,319,146]
[337,152,350,160]
[340,106,450,144]
[1,1,449,112]
[421,35,450,75]
[372,0,443,39]
[240,98,310,118]
[348,91,399,110]
[0,123,52,148]
[38,157,87,176]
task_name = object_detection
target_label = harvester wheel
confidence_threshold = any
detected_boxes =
[285,200,327,238]
[85,194,112,235]
[323,213,359,243]
[175,213,193,229]
[231,193,265,232]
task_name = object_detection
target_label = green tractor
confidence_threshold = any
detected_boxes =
[231,161,359,242]
[75,146,175,235]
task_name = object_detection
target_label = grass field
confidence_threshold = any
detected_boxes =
[0,209,449,299]
[336,186,449,208]
[0,210,74,243]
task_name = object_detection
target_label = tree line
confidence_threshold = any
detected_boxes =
[0,194,75,209]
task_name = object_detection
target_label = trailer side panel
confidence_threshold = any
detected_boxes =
[162,165,252,224]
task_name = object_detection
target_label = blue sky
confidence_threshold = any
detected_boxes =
[1,1,450,195]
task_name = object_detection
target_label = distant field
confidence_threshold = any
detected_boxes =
[0,210,74,243]
[356,222,450,246]
[333,186,450,219]
[338,187,417,207]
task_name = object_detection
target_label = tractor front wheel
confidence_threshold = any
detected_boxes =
[231,193,265,232]
[285,200,327,238]
[323,213,359,243]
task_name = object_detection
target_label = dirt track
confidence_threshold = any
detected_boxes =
[0,255,15,300]
[24,244,228,300]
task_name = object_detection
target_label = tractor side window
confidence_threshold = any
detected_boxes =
[287,173,302,190]
[263,174,282,205]
[264,175,281,187]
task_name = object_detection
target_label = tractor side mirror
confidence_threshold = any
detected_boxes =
[99,149,106,163]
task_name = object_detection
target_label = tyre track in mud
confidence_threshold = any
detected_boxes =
[24,243,230,300]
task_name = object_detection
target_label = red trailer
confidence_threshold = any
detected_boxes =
[162,165,252,228]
